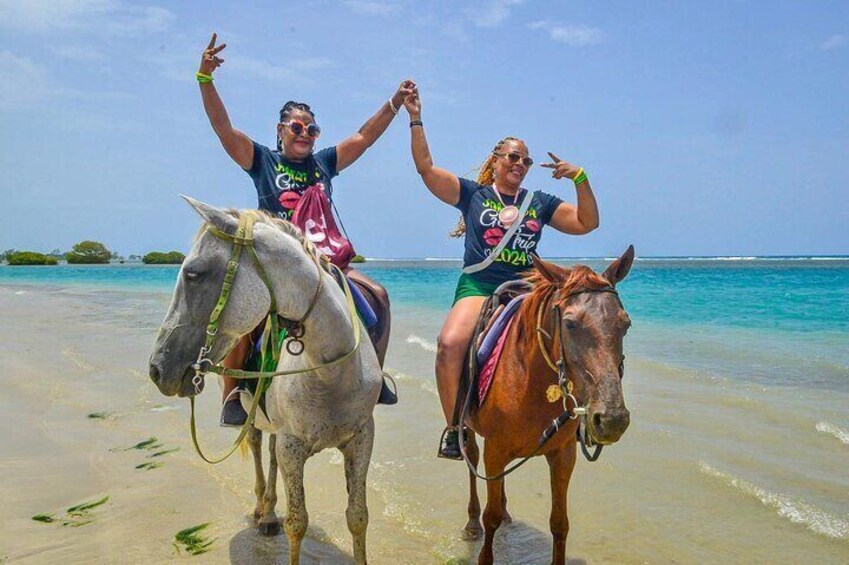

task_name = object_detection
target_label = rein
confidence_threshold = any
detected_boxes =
[459,285,618,480]
[187,212,362,464]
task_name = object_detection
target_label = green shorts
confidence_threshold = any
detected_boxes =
[453,273,501,304]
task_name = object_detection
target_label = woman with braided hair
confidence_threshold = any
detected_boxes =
[198,33,413,424]
[403,89,600,458]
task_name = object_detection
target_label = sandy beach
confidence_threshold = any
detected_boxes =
[0,279,847,564]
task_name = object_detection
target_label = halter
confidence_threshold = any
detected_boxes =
[187,211,362,464]
[459,284,620,480]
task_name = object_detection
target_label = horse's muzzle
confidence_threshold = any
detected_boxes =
[149,362,202,397]
[589,407,630,444]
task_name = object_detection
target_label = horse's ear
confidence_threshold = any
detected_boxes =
[532,254,570,283]
[602,245,635,287]
[181,195,237,234]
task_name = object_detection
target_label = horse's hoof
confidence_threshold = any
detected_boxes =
[462,523,483,541]
[258,519,281,536]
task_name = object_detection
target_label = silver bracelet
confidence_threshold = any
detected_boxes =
[388,98,399,115]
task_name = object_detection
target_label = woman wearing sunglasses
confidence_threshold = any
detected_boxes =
[197,33,414,425]
[402,89,600,458]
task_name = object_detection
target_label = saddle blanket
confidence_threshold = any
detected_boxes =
[476,294,526,405]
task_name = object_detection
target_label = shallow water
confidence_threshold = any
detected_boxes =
[0,260,847,563]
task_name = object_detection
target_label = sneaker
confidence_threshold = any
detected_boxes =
[438,427,463,460]
[377,373,398,405]
[220,392,248,428]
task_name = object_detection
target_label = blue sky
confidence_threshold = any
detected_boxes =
[1,0,847,258]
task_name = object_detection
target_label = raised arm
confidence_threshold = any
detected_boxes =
[403,90,461,205]
[197,33,253,170]
[335,80,418,172]
[541,152,600,235]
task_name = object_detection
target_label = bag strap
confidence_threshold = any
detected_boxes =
[310,152,353,242]
[463,189,534,275]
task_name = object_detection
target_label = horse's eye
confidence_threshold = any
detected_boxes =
[562,315,578,330]
[184,270,201,282]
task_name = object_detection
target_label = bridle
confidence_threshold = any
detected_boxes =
[185,211,362,464]
[459,285,621,480]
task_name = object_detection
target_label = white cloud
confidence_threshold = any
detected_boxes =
[529,20,603,46]
[342,0,400,16]
[0,0,174,35]
[474,0,525,28]
[226,55,333,83]
[820,34,846,51]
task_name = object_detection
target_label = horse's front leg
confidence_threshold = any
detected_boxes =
[479,446,510,565]
[246,425,267,524]
[463,431,483,540]
[258,433,281,536]
[546,443,577,565]
[341,416,375,565]
[278,434,310,565]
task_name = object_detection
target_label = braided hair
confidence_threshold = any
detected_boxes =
[277,100,316,151]
[449,136,520,238]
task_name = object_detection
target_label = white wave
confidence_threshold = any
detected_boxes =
[699,462,849,540]
[14,290,27,295]
[406,334,437,353]
[385,369,438,397]
[816,421,849,445]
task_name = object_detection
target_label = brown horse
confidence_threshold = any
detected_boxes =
[462,246,635,565]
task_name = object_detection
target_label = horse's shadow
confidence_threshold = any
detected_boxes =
[457,520,588,565]
[228,520,352,565]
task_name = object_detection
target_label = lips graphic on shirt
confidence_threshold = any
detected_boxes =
[483,228,504,246]
[279,190,301,209]
[526,219,540,233]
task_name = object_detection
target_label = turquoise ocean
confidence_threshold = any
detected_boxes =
[1,258,847,563]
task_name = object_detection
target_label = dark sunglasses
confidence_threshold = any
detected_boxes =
[281,120,321,138]
[495,151,533,167]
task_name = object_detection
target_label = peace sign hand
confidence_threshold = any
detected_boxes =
[199,33,226,75]
[540,152,581,180]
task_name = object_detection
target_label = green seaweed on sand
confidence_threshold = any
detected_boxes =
[31,514,55,523]
[135,461,163,471]
[109,436,163,452]
[87,412,111,420]
[173,523,216,556]
[148,447,180,458]
[32,496,109,527]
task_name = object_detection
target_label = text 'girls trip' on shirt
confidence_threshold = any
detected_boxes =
[246,141,338,221]
[456,178,563,285]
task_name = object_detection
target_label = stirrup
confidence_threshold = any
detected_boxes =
[437,426,464,460]
[377,372,398,405]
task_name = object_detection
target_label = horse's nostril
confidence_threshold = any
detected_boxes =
[593,412,604,431]
[149,364,161,383]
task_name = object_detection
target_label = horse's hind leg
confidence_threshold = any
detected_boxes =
[258,433,281,536]
[546,445,577,565]
[278,435,310,565]
[247,425,267,523]
[341,417,375,565]
[462,431,483,541]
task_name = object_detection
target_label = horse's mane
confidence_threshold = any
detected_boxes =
[517,265,611,339]
[195,209,332,272]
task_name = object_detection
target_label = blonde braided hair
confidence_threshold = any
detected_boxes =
[449,136,520,238]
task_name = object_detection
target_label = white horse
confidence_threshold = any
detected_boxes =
[149,197,382,564]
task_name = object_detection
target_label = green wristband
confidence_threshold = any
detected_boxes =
[196,71,213,84]
[573,168,588,185]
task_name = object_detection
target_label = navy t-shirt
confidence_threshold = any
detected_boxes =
[455,178,563,285]
[246,141,338,221]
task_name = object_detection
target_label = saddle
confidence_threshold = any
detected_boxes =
[452,279,532,426]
